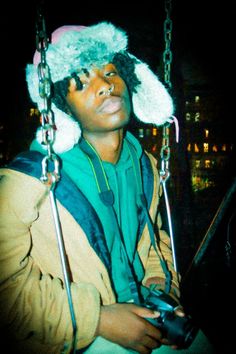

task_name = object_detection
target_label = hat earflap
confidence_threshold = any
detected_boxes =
[26,64,81,154]
[35,104,81,154]
[130,55,174,125]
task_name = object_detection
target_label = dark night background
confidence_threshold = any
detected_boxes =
[1,0,234,147]
[1,0,235,352]
[2,0,233,132]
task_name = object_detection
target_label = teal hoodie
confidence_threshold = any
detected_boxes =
[30,131,145,303]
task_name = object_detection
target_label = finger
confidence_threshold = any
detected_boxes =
[174,306,185,317]
[145,322,163,341]
[160,336,180,349]
[160,338,170,345]
[135,343,152,354]
[132,305,160,319]
[143,310,161,319]
[171,344,178,350]
[143,335,162,349]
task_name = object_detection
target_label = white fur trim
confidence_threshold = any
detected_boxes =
[132,61,174,125]
[42,22,127,83]
[26,65,81,153]
[35,104,81,154]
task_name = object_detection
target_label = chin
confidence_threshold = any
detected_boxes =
[110,110,130,127]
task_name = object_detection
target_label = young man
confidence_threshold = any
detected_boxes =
[0,22,213,354]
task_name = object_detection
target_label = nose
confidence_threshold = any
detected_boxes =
[98,81,114,96]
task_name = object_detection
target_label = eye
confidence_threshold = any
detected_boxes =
[105,71,117,77]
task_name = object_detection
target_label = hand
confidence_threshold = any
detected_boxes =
[96,303,165,354]
[160,305,186,350]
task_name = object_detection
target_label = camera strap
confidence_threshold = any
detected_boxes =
[79,137,172,297]
[127,143,172,294]
[79,137,141,304]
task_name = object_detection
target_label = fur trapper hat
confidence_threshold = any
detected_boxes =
[26,22,174,153]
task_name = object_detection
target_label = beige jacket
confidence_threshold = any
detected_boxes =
[0,153,179,353]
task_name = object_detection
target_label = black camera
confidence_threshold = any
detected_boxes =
[144,288,199,349]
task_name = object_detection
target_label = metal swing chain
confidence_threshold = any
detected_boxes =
[163,0,173,90]
[160,0,178,273]
[35,10,78,353]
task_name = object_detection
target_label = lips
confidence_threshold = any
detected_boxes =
[98,96,123,114]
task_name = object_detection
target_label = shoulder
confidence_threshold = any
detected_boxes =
[143,150,158,169]
[142,150,159,180]
[0,167,48,214]
[0,150,50,189]
[0,167,45,189]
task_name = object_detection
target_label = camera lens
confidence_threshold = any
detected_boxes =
[162,313,199,349]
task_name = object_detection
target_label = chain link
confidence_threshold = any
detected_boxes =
[160,123,171,182]
[35,9,78,352]
[163,0,173,90]
[35,7,49,54]
[160,0,173,182]
[35,11,60,186]
[160,0,178,273]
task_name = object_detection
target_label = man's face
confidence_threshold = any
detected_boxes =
[66,63,131,135]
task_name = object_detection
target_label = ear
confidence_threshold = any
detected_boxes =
[67,77,78,93]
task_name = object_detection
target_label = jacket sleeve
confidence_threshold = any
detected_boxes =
[140,153,181,300]
[0,169,100,353]
[142,215,181,300]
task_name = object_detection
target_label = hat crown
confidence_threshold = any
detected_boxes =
[33,25,87,66]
